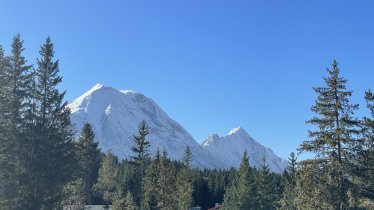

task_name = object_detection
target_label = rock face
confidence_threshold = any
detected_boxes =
[202,127,288,173]
[68,84,287,172]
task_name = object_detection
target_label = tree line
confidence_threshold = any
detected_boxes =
[1,35,373,210]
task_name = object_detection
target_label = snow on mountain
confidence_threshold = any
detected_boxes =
[202,127,287,173]
[68,83,218,168]
[68,84,287,172]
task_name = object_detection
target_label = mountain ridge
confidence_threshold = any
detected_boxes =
[68,83,287,173]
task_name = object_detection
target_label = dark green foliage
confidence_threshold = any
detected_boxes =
[0,34,34,209]
[143,149,161,210]
[191,168,235,210]
[176,146,193,210]
[0,35,76,209]
[130,120,151,206]
[131,120,151,164]
[29,36,76,209]
[75,123,102,204]
[117,160,141,206]
[156,149,177,210]
[278,152,298,209]
[256,158,276,210]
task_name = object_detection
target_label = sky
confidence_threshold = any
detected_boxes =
[1,1,374,159]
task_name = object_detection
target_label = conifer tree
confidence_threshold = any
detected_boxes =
[221,151,257,210]
[0,44,10,208]
[0,34,33,209]
[176,146,193,210]
[94,150,119,205]
[28,36,76,209]
[299,60,360,209]
[130,120,150,206]
[351,90,374,206]
[257,158,276,210]
[124,191,137,210]
[157,149,177,210]
[279,152,298,209]
[112,190,126,210]
[293,160,332,209]
[143,149,161,210]
[76,123,102,204]
[113,189,138,210]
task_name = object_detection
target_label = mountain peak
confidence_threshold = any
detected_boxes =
[201,134,220,147]
[202,127,287,173]
[228,127,247,136]
[87,83,117,93]
[68,84,286,172]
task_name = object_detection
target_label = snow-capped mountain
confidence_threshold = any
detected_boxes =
[68,84,287,172]
[68,83,218,168]
[202,127,287,173]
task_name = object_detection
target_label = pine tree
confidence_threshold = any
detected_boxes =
[176,146,193,210]
[26,36,76,209]
[94,150,119,205]
[279,152,298,210]
[112,190,126,210]
[221,151,257,210]
[0,34,33,209]
[75,123,102,204]
[257,158,276,210]
[124,191,137,210]
[157,149,177,210]
[130,120,150,206]
[299,60,360,209]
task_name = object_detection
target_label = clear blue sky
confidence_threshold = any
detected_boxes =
[1,1,374,159]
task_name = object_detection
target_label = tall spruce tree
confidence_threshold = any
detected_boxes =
[176,146,193,210]
[256,158,276,210]
[279,152,298,210]
[0,34,34,209]
[299,60,360,209]
[75,123,102,204]
[130,120,150,207]
[29,36,76,209]
[157,149,177,210]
